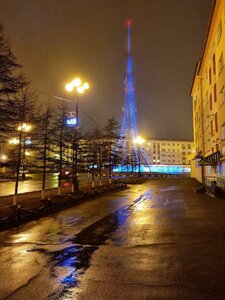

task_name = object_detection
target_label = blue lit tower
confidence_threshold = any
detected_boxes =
[116,20,149,171]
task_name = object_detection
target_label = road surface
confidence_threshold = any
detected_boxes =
[0,178,225,299]
[0,173,101,197]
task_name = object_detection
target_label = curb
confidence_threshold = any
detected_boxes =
[0,183,128,232]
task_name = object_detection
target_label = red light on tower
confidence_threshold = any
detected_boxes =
[126,19,132,26]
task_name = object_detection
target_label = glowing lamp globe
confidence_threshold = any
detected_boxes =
[83,82,89,90]
[77,86,84,94]
[72,78,81,88]
[65,83,73,92]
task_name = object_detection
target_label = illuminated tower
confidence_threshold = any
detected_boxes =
[116,21,149,172]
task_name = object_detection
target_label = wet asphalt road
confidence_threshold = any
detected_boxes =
[0,173,100,196]
[0,178,225,300]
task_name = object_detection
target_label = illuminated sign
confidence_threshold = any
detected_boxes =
[65,112,77,127]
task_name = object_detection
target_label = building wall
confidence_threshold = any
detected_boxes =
[191,0,225,182]
[144,139,194,166]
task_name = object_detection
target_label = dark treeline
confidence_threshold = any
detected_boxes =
[0,25,128,203]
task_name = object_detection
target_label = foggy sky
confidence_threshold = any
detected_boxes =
[0,0,213,140]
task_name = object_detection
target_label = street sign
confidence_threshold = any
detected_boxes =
[65,112,77,127]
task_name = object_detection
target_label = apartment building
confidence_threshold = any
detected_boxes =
[144,139,194,166]
[191,0,225,184]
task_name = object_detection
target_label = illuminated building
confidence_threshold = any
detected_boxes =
[144,139,194,165]
[191,0,225,187]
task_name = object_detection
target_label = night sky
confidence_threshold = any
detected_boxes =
[0,0,213,140]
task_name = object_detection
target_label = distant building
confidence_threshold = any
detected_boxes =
[144,139,194,166]
[190,0,225,186]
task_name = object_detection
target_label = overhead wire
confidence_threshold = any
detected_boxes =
[20,0,128,39]
[36,89,103,130]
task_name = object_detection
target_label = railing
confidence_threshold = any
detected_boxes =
[203,176,217,198]
[217,177,225,191]
[203,176,216,187]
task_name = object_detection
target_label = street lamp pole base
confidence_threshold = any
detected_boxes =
[13,195,17,206]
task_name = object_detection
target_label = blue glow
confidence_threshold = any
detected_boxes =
[66,118,77,126]
[65,112,77,128]
[113,165,191,174]
[25,138,32,145]
[114,22,150,171]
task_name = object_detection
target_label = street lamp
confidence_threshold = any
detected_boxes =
[65,77,89,192]
[13,122,32,205]
[133,136,145,177]
[17,123,32,132]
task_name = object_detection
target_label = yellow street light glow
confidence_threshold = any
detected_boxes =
[66,78,89,95]
[1,155,7,160]
[9,138,19,145]
[65,83,73,92]
[83,82,89,90]
[133,136,145,145]
[72,78,81,88]
[17,123,31,132]
[25,150,30,156]
[77,86,84,94]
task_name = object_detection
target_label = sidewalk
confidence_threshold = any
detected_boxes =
[0,180,130,231]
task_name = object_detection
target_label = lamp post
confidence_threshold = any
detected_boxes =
[13,122,32,205]
[65,78,89,192]
[133,136,145,177]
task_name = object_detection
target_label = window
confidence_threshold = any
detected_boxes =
[213,54,216,74]
[211,120,214,137]
[214,84,217,103]
[222,123,225,140]
[205,69,208,82]
[217,21,222,44]
[220,86,225,106]
[218,52,224,74]
[210,94,212,110]
[209,68,212,84]
[215,113,218,133]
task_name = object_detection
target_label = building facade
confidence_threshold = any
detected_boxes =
[191,0,225,185]
[144,139,194,166]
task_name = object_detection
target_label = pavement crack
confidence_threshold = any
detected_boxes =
[0,241,67,247]
[4,271,41,299]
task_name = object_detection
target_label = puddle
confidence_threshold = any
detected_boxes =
[50,189,153,297]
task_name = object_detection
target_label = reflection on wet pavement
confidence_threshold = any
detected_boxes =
[50,189,153,297]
